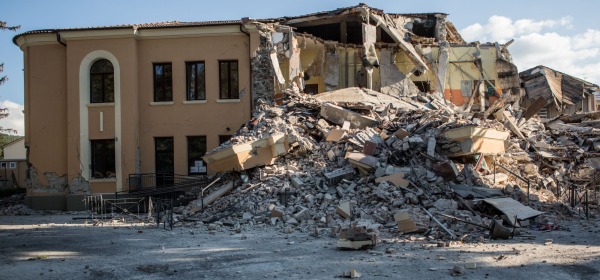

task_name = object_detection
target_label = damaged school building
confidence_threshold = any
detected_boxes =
[11,2,600,244]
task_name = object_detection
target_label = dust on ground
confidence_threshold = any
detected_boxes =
[0,212,598,280]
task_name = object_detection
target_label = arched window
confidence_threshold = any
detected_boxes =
[90,59,114,103]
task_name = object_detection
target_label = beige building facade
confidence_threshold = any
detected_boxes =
[15,22,254,205]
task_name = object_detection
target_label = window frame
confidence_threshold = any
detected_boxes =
[153,63,173,102]
[90,139,116,179]
[187,136,207,175]
[185,61,206,101]
[219,60,239,100]
[90,59,114,103]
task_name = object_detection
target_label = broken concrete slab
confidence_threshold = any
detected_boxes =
[445,126,510,141]
[203,134,289,173]
[445,126,510,155]
[314,87,421,110]
[394,212,417,233]
[320,103,378,129]
[450,184,504,199]
[336,201,351,219]
[326,129,346,142]
[375,172,409,188]
[482,197,543,226]
[346,152,379,172]
[202,181,236,207]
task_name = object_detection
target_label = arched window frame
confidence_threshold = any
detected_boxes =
[90,59,114,103]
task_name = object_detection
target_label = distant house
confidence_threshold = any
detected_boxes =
[1,137,25,160]
[520,66,599,118]
[0,137,26,188]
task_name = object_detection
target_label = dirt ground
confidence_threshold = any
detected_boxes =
[0,212,598,280]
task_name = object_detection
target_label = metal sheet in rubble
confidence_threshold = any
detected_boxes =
[482,197,543,226]
[450,184,504,199]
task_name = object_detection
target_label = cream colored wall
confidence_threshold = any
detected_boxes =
[25,44,68,186]
[88,106,115,139]
[405,45,501,106]
[3,139,26,159]
[137,35,251,176]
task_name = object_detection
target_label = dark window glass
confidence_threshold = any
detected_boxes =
[187,136,207,175]
[186,62,206,101]
[304,84,319,95]
[219,60,239,99]
[485,80,496,97]
[91,139,115,179]
[153,63,173,102]
[155,137,174,175]
[90,59,114,103]
[219,135,232,145]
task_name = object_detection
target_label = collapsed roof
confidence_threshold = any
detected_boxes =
[520,65,600,110]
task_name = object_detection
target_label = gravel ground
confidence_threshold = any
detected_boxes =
[0,213,599,280]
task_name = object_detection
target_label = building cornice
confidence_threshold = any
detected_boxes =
[15,33,59,49]
[15,24,246,48]
[135,25,244,39]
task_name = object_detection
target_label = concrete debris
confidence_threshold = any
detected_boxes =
[342,268,361,278]
[394,212,417,233]
[176,71,597,246]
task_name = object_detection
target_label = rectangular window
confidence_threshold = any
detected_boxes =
[219,135,232,145]
[304,84,319,95]
[153,63,173,102]
[461,80,474,97]
[91,139,116,179]
[219,60,239,99]
[186,61,206,101]
[484,80,496,97]
[187,136,207,175]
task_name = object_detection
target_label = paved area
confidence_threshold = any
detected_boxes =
[0,213,599,279]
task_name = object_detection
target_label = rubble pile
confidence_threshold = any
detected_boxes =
[182,87,598,243]
[0,194,33,216]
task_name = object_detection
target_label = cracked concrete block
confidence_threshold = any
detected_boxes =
[336,201,351,219]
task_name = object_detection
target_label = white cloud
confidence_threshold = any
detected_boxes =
[461,15,573,43]
[460,16,600,86]
[0,100,24,136]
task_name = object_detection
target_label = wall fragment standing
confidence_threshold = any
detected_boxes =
[380,48,421,98]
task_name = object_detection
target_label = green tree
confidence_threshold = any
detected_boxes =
[0,20,20,134]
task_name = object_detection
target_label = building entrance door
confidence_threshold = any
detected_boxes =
[154,137,174,186]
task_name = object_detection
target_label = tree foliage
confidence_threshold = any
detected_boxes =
[0,20,20,134]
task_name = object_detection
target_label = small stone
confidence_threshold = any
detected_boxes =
[451,265,465,276]
[464,263,477,269]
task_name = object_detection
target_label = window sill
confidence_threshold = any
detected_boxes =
[89,178,117,183]
[87,102,115,108]
[150,101,174,106]
[182,100,207,104]
[216,99,241,103]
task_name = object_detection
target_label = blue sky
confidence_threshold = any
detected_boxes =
[2,0,600,135]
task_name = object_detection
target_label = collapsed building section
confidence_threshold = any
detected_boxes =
[520,65,600,119]
[244,4,520,114]
[195,5,598,243]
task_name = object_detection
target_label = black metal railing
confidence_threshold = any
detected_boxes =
[111,173,211,229]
